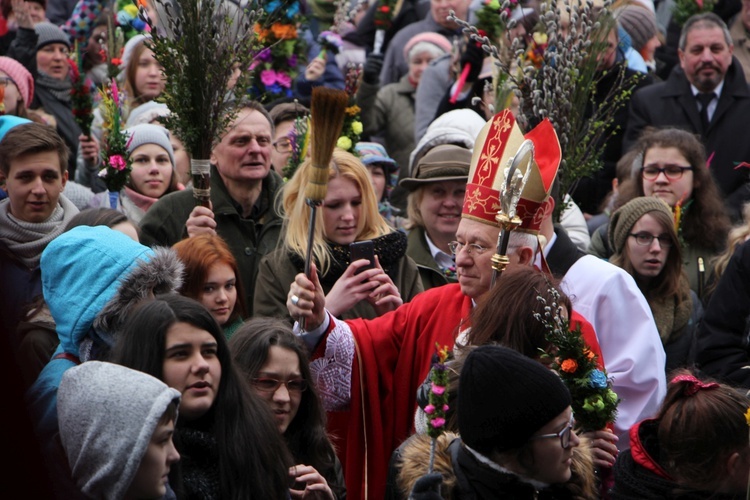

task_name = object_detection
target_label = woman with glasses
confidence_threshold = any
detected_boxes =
[110,294,294,499]
[394,345,596,499]
[229,317,346,499]
[608,197,702,371]
[253,148,422,321]
[612,370,750,498]
[590,127,730,301]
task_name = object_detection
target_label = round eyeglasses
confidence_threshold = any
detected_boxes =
[629,232,673,248]
[529,419,575,449]
[448,241,489,256]
[641,164,693,181]
[251,377,308,393]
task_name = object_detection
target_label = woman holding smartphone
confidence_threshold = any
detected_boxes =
[253,149,422,321]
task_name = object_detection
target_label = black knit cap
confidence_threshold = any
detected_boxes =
[458,345,571,455]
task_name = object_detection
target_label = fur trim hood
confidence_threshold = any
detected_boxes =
[395,433,598,499]
[94,246,183,334]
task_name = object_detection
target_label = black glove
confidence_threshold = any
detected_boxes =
[363,53,384,85]
[409,472,444,500]
[460,40,484,82]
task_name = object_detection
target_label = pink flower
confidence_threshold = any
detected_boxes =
[260,69,277,86]
[249,60,260,71]
[431,384,445,396]
[109,155,126,170]
[430,418,446,429]
[424,404,435,415]
[276,71,292,88]
[111,79,119,106]
[696,0,703,8]
[443,404,450,412]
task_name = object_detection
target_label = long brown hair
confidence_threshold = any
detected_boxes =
[657,370,750,492]
[617,127,730,252]
[465,267,571,361]
[610,207,686,303]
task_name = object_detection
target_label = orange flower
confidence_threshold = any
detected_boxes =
[271,23,297,40]
[560,359,578,373]
[584,348,595,361]
[254,23,269,41]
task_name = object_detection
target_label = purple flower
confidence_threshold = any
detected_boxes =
[260,69,277,86]
[288,54,298,67]
[258,48,273,62]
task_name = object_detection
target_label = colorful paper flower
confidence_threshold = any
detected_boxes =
[589,370,608,389]
[337,136,352,150]
[351,121,363,135]
[109,154,127,170]
[560,359,578,373]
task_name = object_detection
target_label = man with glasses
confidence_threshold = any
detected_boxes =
[268,102,309,172]
[625,12,750,221]
[286,110,559,500]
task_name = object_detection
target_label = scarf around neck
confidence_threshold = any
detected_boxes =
[0,194,78,268]
[122,186,160,224]
[37,70,72,103]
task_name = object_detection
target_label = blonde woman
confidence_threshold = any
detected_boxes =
[254,148,422,321]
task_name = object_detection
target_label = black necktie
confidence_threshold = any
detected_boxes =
[697,92,716,132]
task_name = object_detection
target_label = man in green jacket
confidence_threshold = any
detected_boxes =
[139,101,284,314]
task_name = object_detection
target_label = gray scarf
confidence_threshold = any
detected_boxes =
[37,70,72,103]
[0,194,78,268]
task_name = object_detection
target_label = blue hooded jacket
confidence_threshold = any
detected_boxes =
[26,226,154,447]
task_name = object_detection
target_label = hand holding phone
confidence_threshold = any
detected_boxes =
[350,240,375,275]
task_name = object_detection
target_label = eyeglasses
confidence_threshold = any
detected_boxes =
[251,377,308,393]
[273,139,292,153]
[448,241,489,256]
[629,232,673,248]
[529,419,575,449]
[0,76,15,87]
[641,164,693,181]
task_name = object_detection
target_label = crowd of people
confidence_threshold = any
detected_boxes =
[4,0,750,498]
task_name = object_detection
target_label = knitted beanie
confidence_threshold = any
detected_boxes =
[403,32,452,62]
[0,56,34,106]
[617,6,658,52]
[126,123,175,168]
[58,361,181,500]
[458,345,571,455]
[608,196,673,254]
[34,22,70,51]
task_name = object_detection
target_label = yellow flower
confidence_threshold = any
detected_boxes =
[337,136,352,150]
[351,121,363,135]
[745,407,750,427]
[346,105,361,116]
[123,4,138,16]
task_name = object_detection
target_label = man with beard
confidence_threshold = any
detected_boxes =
[624,12,750,221]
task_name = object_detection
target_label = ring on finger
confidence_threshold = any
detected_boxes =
[291,294,300,306]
